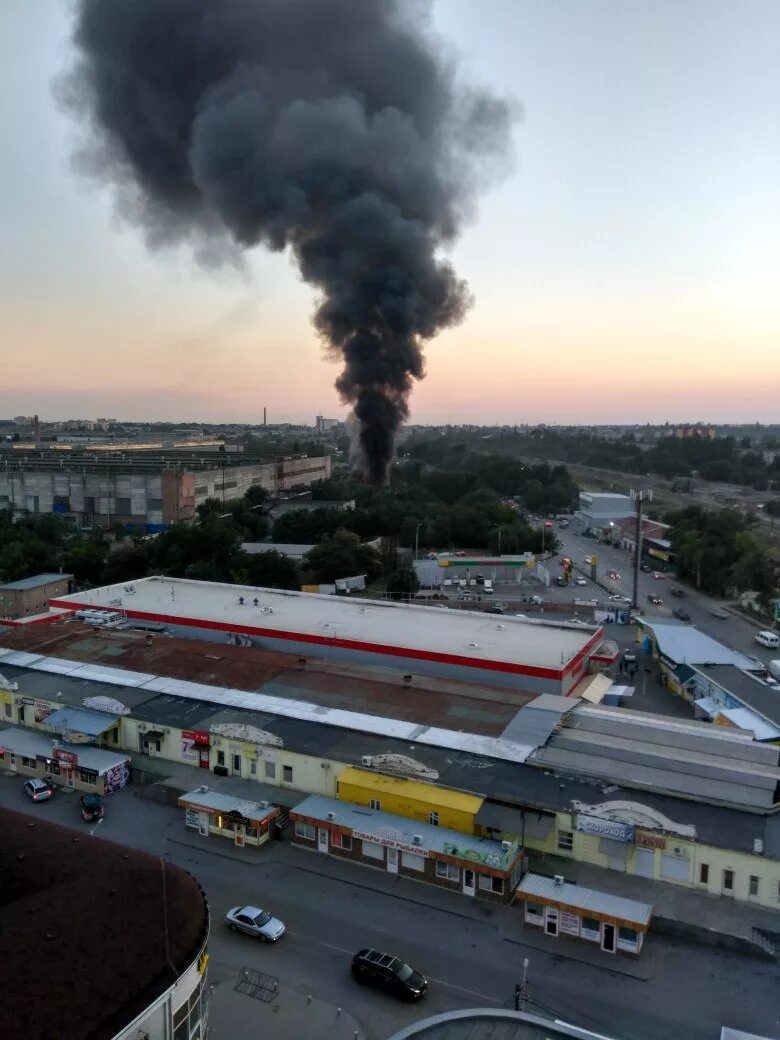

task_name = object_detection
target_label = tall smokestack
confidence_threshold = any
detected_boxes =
[60,0,511,483]
[263,407,267,427]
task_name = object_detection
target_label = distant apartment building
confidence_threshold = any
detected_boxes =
[672,423,716,440]
[315,415,340,433]
[0,451,331,532]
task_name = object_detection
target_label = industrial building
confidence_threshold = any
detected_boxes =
[575,492,634,532]
[1,807,209,1040]
[0,450,330,531]
[1,618,779,915]
[46,576,604,694]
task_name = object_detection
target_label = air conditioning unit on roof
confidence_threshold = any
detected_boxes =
[413,835,423,845]
[361,756,372,767]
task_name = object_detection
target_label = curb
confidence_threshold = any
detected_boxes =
[502,929,656,981]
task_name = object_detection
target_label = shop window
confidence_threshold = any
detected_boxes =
[429,811,439,826]
[249,761,256,776]
[401,852,425,872]
[294,821,315,841]
[79,769,98,785]
[749,875,760,897]
[21,756,36,768]
[525,902,544,922]
[479,874,504,894]
[581,917,601,942]
[435,861,459,882]
[361,839,384,861]
[282,765,293,783]
[331,832,352,851]
[723,869,734,892]
[369,798,381,811]
[216,751,225,766]
[265,760,276,779]
[776,881,780,903]
[618,926,639,951]
[246,826,258,840]
[557,830,574,852]
[3,703,11,718]
[699,863,709,884]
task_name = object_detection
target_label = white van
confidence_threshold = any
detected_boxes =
[755,631,780,649]
[484,579,494,594]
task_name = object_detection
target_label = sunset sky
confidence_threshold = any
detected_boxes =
[2,0,779,425]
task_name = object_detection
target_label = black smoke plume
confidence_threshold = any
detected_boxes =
[61,0,511,483]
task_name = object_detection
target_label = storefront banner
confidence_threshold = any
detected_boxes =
[183,729,210,746]
[181,734,198,760]
[635,830,666,850]
[104,760,129,793]
[351,828,430,858]
[559,912,581,936]
[54,748,78,767]
[576,814,634,843]
[185,808,200,829]
[34,701,52,723]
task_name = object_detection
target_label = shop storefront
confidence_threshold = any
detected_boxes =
[0,727,129,794]
[290,794,524,903]
[516,873,652,957]
[178,789,280,848]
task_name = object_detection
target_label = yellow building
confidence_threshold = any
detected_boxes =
[337,766,483,833]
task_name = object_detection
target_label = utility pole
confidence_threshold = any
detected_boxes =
[514,957,530,1012]
[630,488,652,609]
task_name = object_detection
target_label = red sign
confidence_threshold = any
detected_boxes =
[54,749,78,766]
[635,831,666,850]
[183,730,210,746]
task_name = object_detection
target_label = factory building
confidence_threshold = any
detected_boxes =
[47,576,604,694]
[0,450,330,531]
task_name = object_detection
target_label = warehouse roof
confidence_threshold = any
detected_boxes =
[0,728,128,773]
[42,705,118,736]
[694,664,780,728]
[0,808,208,1040]
[639,621,758,669]
[516,872,652,927]
[0,573,70,591]
[50,576,600,676]
[178,789,278,824]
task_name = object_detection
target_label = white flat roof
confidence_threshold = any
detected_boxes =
[51,577,598,676]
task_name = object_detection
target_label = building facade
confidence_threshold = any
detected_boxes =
[0,573,72,620]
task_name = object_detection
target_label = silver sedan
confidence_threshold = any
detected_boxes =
[225,905,286,942]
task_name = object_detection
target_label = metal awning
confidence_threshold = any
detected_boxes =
[475,801,525,833]
[141,730,164,741]
[43,706,118,736]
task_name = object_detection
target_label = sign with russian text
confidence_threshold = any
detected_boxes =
[351,828,429,858]
[54,748,78,767]
[559,911,581,936]
[576,814,634,843]
[635,830,666,850]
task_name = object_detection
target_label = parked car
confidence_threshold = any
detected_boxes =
[648,595,663,605]
[351,949,427,1002]
[575,577,588,586]
[672,607,691,622]
[584,556,593,565]
[225,905,286,942]
[640,563,652,572]
[710,607,729,620]
[607,570,620,580]
[484,606,504,615]
[24,778,54,802]
[652,571,665,580]
[623,650,637,664]
[475,575,485,585]
[670,588,686,598]
[80,793,104,822]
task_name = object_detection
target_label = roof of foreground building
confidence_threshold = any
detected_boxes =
[0,808,208,1040]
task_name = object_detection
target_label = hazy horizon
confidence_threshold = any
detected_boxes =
[3,0,779,425]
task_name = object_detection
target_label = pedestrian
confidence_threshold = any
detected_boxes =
[253,598,259,607]
[238,596,244,605]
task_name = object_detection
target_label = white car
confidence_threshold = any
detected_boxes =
[225,905,286,942]
[575,577,588,586]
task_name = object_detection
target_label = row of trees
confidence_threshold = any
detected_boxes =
[666,506,776,609]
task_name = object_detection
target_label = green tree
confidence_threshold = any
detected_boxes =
[385,566,420,599]
[102,543,151,584]
[0,542,29,582]
[63,539,108,586]
[302,529,381,584]
[232,550,299,590]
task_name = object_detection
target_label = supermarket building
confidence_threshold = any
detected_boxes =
[46,576,604,695]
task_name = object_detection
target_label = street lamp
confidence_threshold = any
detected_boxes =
[414,521,422,561]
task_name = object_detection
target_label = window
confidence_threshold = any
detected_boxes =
[435,861,459,882]
[723,869,734,892]
[21,756,36,768]
[265,760,276,779]
[146,497,163,510]
[479,874,504,894]
[331,832,352,851]
[429,811,439,826]
[294,821,315,840]
[699,863,709,884]
[557,830,574,852]
[216,750,225,766]
[3,703,11,718]
[581,916,601,941]
[361,839,385,861]
[249,761,256,776]
[749,875,760,897]
[79,768,98,785]
[525,902,544,921]
[282,765,293,783]
[369,799,381,811]
[401,851,425,872]
[776,881,780,904]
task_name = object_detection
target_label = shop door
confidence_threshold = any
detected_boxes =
[234,825,246,848]
[198,813,209,837]
[317,828,329,853]
[544,908,559,936]
[199,748,210,769]
[8,754,16,773]
[231,754,241,776]
[387,848,399,874]
[64,768,75,789]
[463,868,475,897]
[634,847,655,879]
[602,922,616,953]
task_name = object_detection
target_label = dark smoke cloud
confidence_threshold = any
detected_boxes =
[61,0,511,483]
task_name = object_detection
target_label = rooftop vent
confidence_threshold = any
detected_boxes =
[553,875,565,886]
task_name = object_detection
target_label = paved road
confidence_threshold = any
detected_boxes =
[554,525,778,668]
[2,779,778,1040]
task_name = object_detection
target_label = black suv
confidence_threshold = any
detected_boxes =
[80,793,104,822]
[672,607,691,622]
[351,949,427,1002]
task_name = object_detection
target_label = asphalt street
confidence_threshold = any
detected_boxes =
[2,778,778,1040]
